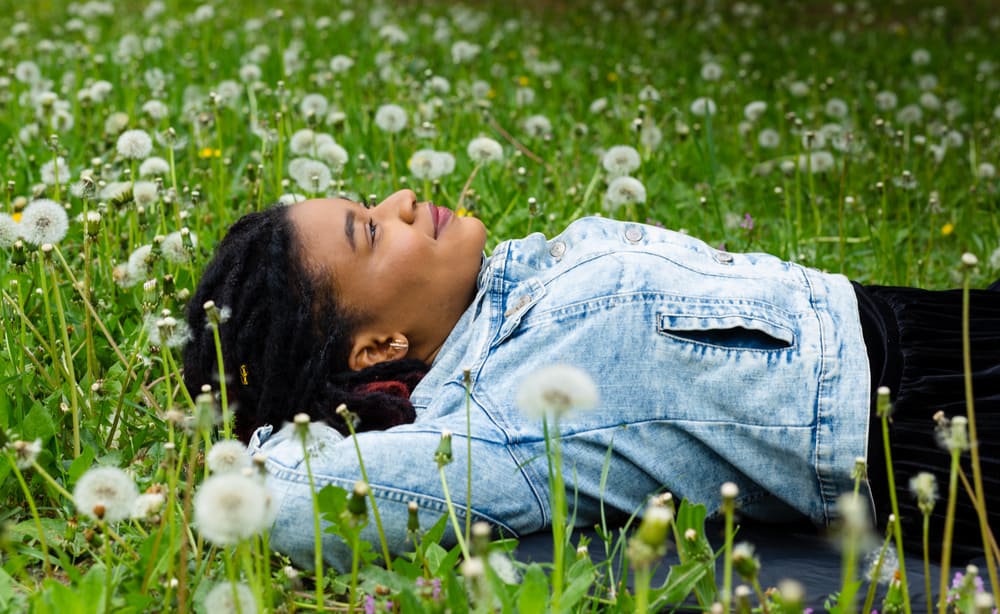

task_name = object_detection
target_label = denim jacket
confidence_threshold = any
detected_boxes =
[248,217,872,570]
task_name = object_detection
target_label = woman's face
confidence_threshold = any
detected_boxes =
[289,190,487,367]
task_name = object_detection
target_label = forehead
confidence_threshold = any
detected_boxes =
[288,197,356,268]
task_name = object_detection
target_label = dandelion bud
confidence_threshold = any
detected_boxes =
[193,392,217,432]
[734,585,753,614]
[347,481,368,518]
[731,542,760,581]
[961,252,978,268]
[335,403,360,430]
[636,503,673,549]
[11,240,27,267]
[434,430,453,468]
[778,579,806,609]
[876,386,892,418]
[974,592,995,614]
[852,457,868,480]
[406,500,420,535]
[721,482,739,500]
[909,472,938,515]
[576,543,590,560]
[685,528,698,542]
[461,556,485,579]
[472,521,491,555]
[947,416,970,452]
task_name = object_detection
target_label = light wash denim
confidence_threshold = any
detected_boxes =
[248,217,872,571]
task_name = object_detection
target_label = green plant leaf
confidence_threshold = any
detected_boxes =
[516,563,548,614]
[20,402,57,443]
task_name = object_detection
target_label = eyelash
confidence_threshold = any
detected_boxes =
[367,218,377,245]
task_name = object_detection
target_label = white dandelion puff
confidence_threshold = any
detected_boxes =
[978,162,996,179]
[73,466,139,522]
[20,199,69,246]
[194,473,271,545]
[788,80,810,97]
[117,129,153,160]
[278,193,308,206]
[142,99,169,121]
[864,545,899,584]
[162,230,196,263]
[757,128,781,148]
[640,124,663,150]
[825,98,849,119]
[139,156,170,177]
[317,142,349,171]
[10,439,42,469]
[329,54,354,73]
[601,145,641,177]
[467,136,503,163]
[203,582,257,614]
[374,103,407,133]
[700,61,723,81]
[0,213,20,248]
[125,244,153,286]
[239,63,262,83]
[206,440,251,474]
[690,97,717,117]
[408,149,447,180]
[288,157,332,193]
[911,48,932,66]
[39,157,70,186]
[131,492,166,520]
[920,92,941,110]
[451,40,481,64]
[132,181,158,207]
[798,150,836,173]
[299,93,329,118]
[289,129,316,155]
[522,114,551,138]
[743,101,767,122]
[516,364,599,419]
[589,97,609,114]
[875,91,898,111]
[604,175,647,211]
[896,104,923,126]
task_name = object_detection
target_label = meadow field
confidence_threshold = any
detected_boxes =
[1,0,998,611]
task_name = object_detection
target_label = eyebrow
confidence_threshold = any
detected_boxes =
[344,209,356,252]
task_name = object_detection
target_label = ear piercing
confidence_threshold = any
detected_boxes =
[389,339,409,352]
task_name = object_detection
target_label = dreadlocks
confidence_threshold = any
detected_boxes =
[183,205,428,442]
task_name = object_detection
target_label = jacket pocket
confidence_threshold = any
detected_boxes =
[657,312,796,351]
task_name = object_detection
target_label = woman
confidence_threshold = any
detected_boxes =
[184,190,999,570]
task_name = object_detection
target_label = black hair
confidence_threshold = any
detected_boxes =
[183,205,428,442]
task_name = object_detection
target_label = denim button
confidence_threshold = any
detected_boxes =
[625,227,643,243]
[549,241,566,258]
[715,251,734,264]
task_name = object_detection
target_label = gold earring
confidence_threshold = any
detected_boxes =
[389,339,408,352]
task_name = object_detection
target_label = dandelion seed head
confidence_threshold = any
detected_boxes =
[516,363,599,419]
[39,157,70,186]
[467,136,504,163]
[73,466,139,522]
[797,150,836,173]
[896,104,923,126]
[875,90,898,111]
[374,103,408,133]
[0,213,20,248]
[139,156,170,177]
[451,40,481,64]
[203,582,257,614]
[603,175,647,210]
[117,129,153,160]
[131,492,166,520]
[20,198,69,246]
[690,97,717,117]
[194,473,271,545]
[864,544,899,584]
[700,61,723,81]
[317,142,349,171]
[601,145,641,177]
[977,162,996,179]
[743,101,767,122]
[10,439,42,469]
[329,54,354,73]
[207,440,251,474]
[132,181,158,207]
[299,93,329,118]
[162,230,196,263]
[825,98,849,119]
[288,157,331,193]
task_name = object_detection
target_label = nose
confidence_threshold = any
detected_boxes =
[381,189,418,224]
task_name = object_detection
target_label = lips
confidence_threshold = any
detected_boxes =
[429,203,453,238]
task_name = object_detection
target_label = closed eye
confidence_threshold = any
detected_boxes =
[367,218,377,246]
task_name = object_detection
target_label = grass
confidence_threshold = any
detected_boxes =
[0,0,998,612]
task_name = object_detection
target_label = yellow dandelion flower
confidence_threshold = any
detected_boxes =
[941,222,954,236]
[199,147,221,159]
[456,208,474,218]
[607,72,619,83]
[517,76,530,87]
[487,89,496,99]
[12,212,22,222]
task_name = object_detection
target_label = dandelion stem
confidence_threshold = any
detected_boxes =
[961,268,1000,594]
[862,526,893,614]
[299,432,326,612]
[341,416,393,571]
[209,321,231,438]
[437,465,471,561]
[938,448,960,614]
[8,456,52,577]
[880,407,913,614]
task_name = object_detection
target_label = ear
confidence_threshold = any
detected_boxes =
[348,332,409,371]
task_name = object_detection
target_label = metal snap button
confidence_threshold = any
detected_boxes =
[625,227,643,243]
[549,241,566,258]
[714,251,734,264]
